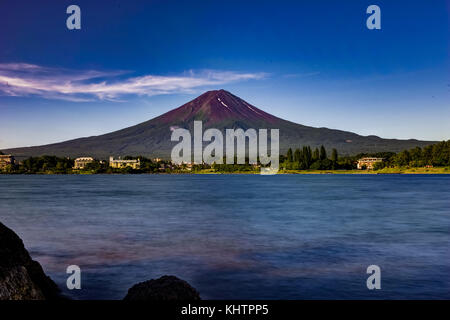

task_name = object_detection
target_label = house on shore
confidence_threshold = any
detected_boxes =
[357,157,384,169]
[109,156,140,169]
[73,157,94,169]
[0,154,15,169]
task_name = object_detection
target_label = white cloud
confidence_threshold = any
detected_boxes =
[0,63,266,102]
[282,72,320,79]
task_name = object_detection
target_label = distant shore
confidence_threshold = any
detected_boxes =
[193,168,450,174]
[278,167,450,174]
[1,167,449,175]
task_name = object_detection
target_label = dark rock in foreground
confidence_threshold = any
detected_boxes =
[124,275,201,301]
[1,222,199,301]
[0,222,61,300]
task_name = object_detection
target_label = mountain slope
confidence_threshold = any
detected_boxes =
[2,90,436,159]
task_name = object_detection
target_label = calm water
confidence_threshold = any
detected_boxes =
[0,174,449,299]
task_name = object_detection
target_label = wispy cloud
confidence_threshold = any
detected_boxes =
[282,72,320,79]
[0,63,267,102]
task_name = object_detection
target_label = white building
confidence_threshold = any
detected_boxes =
[73,157,94,169]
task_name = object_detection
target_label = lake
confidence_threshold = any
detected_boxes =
[0,174,449,299]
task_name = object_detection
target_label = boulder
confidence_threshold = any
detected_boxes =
[124,275,201,301]
[0,222,62,300]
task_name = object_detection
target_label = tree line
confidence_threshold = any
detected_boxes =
[1,140,449,173]
[1,156,174,174]
[281,140,450,170]
[281,146,344,170]
[370,140,450,169]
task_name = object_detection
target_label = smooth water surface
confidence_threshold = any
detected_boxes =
[0,174,449,299]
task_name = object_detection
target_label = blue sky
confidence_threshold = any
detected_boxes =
[0,0,449,149]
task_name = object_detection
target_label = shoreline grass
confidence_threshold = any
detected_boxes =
[195,167,450,174]
[2,167,449,175]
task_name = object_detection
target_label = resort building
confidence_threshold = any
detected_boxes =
[0,154,15,169]
[357,157,384,169]
[73,157,94,169]
[109,156,140,169]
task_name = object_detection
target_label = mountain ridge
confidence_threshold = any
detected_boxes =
[2,89,436,159]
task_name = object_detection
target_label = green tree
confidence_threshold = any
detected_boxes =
[312,148,320,161]
[395,150,410,166]
[409,147,422,162]
[331,148,338,169]
[286,148,293,162]
[373,161,385,170]
[293,149,301,163]
[331,149,338,162]
[320,145,327,160]
[303,146,312,168]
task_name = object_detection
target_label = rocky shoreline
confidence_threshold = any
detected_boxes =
[0,222,200,301]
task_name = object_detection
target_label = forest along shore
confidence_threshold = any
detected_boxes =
[1,140,449,175]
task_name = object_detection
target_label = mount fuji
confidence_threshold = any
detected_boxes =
[2,90,435,159]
